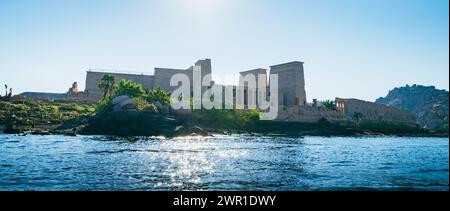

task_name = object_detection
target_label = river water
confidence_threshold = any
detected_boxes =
[0,134,448,191]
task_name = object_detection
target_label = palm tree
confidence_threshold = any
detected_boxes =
[352,112,363,123]
[98,74,116,100]
[322,100,337,110]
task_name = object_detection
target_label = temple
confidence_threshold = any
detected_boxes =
[19,59,417,126]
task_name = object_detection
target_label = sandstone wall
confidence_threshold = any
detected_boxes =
[335,98,417,126]
[269,61,307,107]
[153,59,212,98]
[275,105,346,123]
[84,71,154,101]
[153,68,193,94]
[239,68,268,108]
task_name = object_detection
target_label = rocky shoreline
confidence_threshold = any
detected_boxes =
[1,111,448,138]
[1,97,448,138]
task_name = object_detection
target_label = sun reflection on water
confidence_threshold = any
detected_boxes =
[143,136,249,189]
[0,135,448,191]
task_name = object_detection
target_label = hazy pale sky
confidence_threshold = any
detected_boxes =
[0,0,448,101]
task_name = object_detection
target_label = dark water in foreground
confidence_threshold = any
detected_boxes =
[0,134,448,191]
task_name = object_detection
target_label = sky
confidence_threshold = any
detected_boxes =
[0,0,448,101]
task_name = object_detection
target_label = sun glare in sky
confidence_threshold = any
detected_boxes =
[176,0,227,18]
[0,0,448,100]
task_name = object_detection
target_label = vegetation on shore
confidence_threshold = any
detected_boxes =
[0,77,446,137]
[81,75,264,136]
[95,75,171,114]
[0,97,94,134]
[0,96,445,137]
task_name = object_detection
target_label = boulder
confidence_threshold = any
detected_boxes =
[154,101,163,109]
[30,130,51,135]
[173,125,210,137]
[111,95,137,111]
[111,95,129,104]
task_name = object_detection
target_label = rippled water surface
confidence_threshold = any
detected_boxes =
[0,134,448,190]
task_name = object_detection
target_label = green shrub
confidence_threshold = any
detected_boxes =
[95,96,113,113]
[59,103,88,112]
[0,98,94,128]
[245,109,261,123]
[191,108,261,129]
[147,87,171,106]
[116,79,145,99]
[142,103,158,113]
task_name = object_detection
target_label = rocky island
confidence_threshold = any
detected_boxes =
[1,61,448,138]
[376,84,449,131]
[0,92,446,138]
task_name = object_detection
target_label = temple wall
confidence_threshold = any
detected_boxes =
[239,68,268,108]
[275,105,346,123]
[153,68,193,94]
[84,71,154,101]
[269,62,307,107]
[335,98,417,126]
[18,59,419,128]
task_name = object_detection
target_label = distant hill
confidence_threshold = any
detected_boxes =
[376,85,449,131]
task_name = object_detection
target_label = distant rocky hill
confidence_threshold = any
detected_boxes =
[376,84,449,131]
